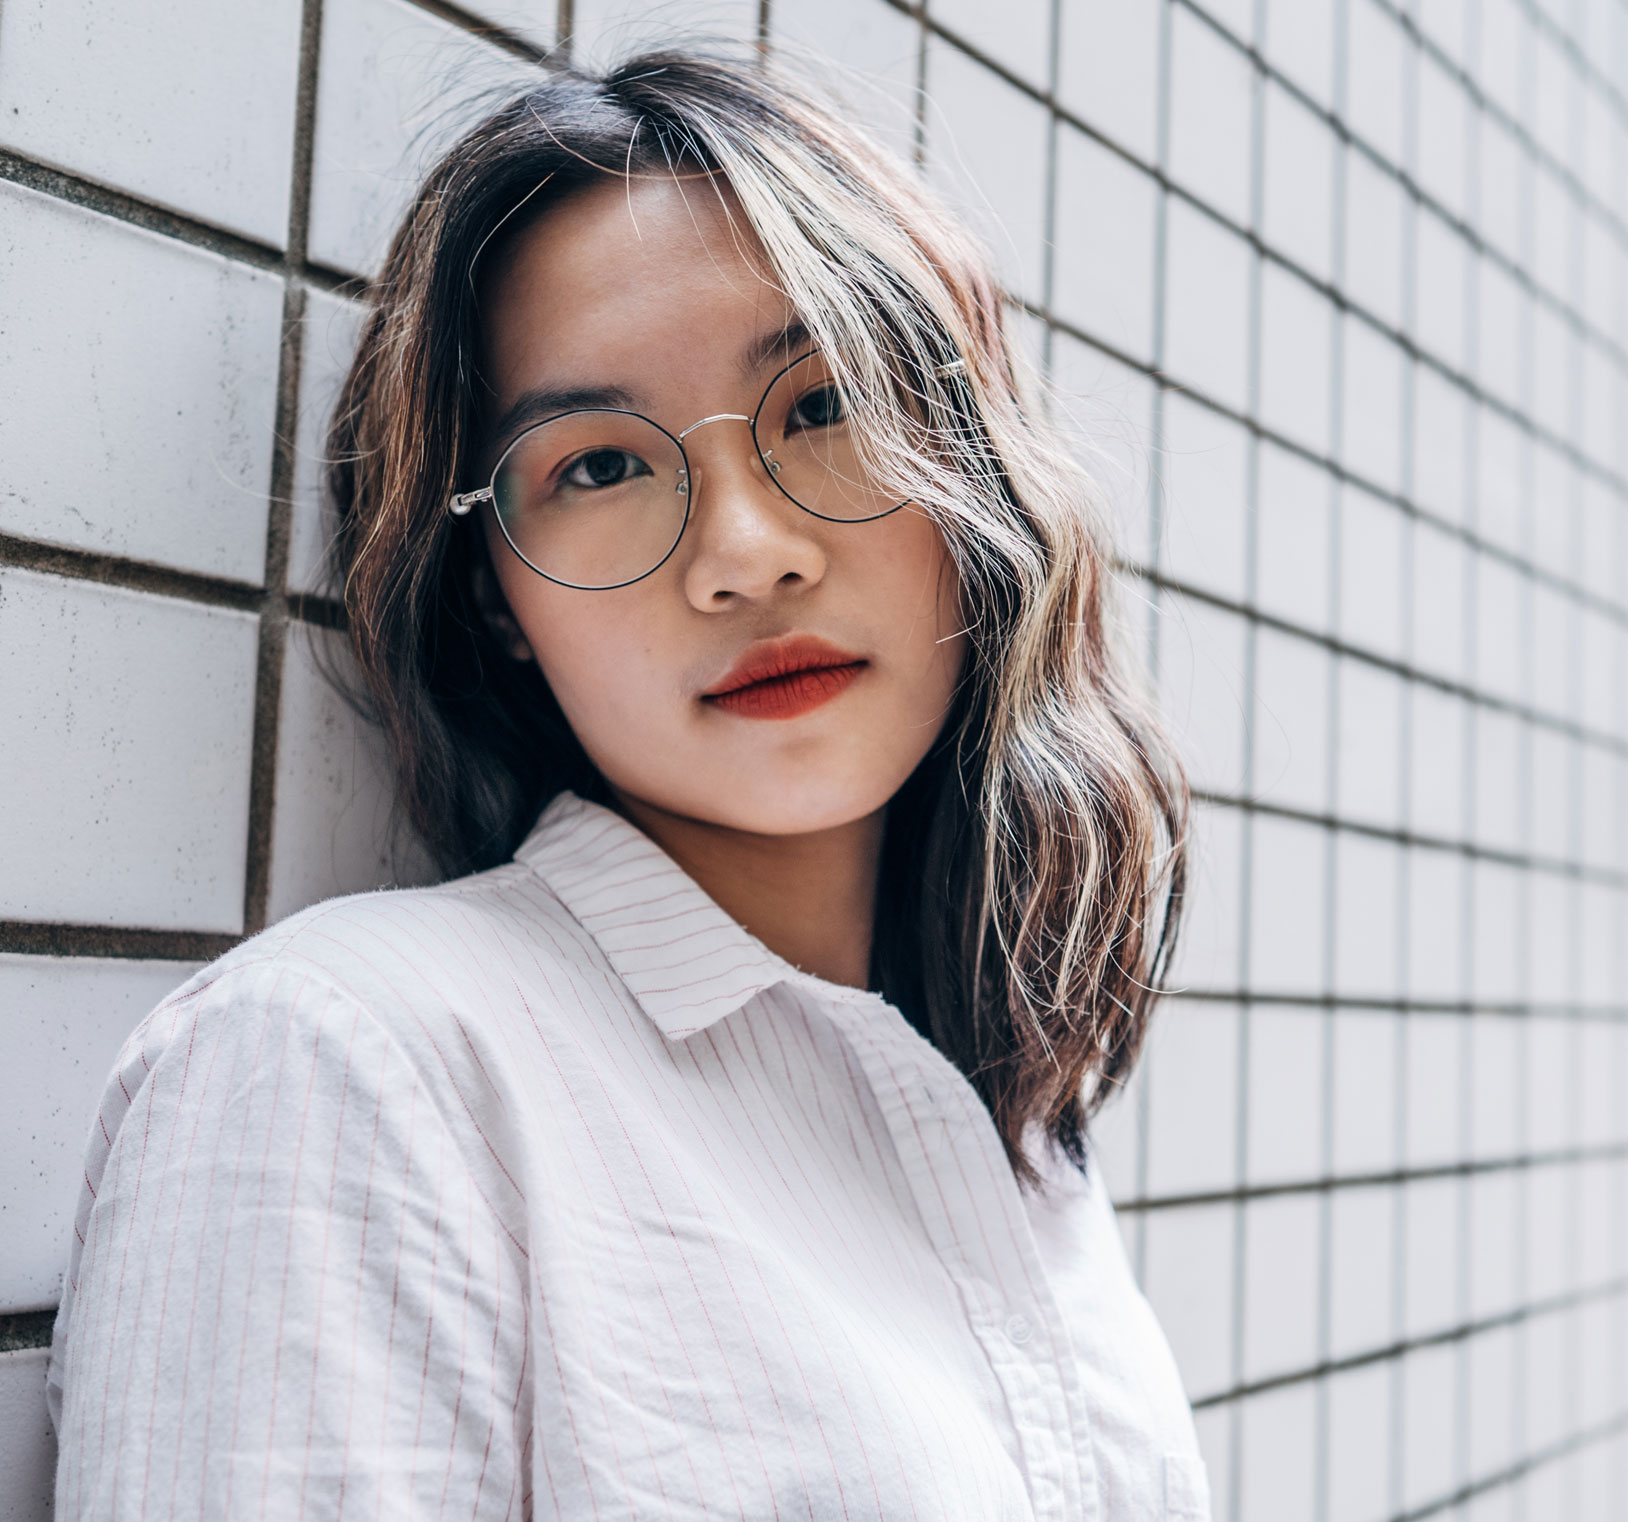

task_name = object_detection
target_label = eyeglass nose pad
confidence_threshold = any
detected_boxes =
[761,450,782,477]
[676,468,689,498]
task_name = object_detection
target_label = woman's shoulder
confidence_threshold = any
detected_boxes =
[136,859,613,1079]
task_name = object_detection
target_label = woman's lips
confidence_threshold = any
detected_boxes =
[702,635,868,721]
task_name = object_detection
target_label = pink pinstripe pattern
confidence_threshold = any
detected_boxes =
[48,792,1210,1521]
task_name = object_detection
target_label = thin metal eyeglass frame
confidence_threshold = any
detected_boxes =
[447,351,910,591]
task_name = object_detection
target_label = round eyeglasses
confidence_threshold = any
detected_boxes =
[448,350,908,590]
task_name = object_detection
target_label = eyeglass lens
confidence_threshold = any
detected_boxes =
[488,352,902,590]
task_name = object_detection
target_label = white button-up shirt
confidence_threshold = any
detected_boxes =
[49,792,1211,1520]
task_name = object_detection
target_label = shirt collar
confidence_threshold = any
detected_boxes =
[514,791,799,1041]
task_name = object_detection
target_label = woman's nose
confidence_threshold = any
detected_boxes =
[676,422,827,609]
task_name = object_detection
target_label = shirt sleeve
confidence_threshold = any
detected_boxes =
[48,955,531,1522]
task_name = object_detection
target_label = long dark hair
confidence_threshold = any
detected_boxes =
[327,48,1188,1189]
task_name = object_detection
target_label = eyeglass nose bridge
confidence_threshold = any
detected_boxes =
[672,412,782,499]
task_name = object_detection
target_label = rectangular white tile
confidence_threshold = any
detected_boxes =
[1412,363,1468,525]
[1410,519,1467,687]
[1326,1362,1391,1522]
[1238,1380,1317,1522]
[1162,200,1253,414]
[0,182,282,585]
[288,290,368,597]
[1335,657,1402,832]
[1408,683,1468,841]
[1342,145,1407,331]
[1401,1342,1458,1511]
[1402,1174,1460,1335]
[768,0,922,154]
[1260,80,1336,284]
[1050,338,1158,565]
[1056,0,1163,163]
[1144,999,1240,1198]
[923,38,1051,307]
[1159,390,1252,602]
[1257,262,1333,455]
[1337,481,1406,663]
[1245,1004,1325,1186]
[1471,859,1522,1005]
[1332,832,1402,1001]
[0,570,257,931]
[1330,1009,1400,1175]
[0,954,198,1311]
[308,0,536,276]
[266,622,435,926]
[1264,0,1336,110]
[1052,127,1159,365]
[1253,625,1332,814]
[1240,1194,1321,1382]
[1155,593,1250,800]
[568,0,758,69]
[1414,50,1470,224]
[1168,802,1245,994]
[1167,6,1256,229]
[1140,1201,1237,1401]
[929,0,1051,89]
[0,1347,55,1522]
[0,0,301,246]
[1329,1184,1395,1358]
[1248,812,1328,995]
[1413,207,1470,376]
[1344,0,1407,168]
[1255,443,1334,634]
[1341,314,1405,493]
[1407,844,1465,1002]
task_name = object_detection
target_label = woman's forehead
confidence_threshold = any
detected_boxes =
[481,173,793,404]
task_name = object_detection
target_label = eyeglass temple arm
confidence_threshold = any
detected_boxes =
[449,487,493,516]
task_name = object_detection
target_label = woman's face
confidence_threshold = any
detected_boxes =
[478,173,966,837]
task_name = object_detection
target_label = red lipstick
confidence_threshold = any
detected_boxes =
[702,634,868,720]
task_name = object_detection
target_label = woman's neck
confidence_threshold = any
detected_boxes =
[612,792,886,990]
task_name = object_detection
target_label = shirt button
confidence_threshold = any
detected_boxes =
[1005,1313,1033,1346]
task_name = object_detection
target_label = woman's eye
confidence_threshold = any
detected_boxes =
[787,384,847,432]
[561,448,652,490]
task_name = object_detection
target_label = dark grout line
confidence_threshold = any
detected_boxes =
[0,146,360,300]
[1183,785,1628,892]
[0,534,264,613]
[1188,1274,1628,1411]
[1114,1140,1628,1216]
[0,922,239,961]
[0,1311,56,1354]
[1161,986,1626,1023]
[406,0,552,62]
[239,0,326,940]
[1392,1406,1628,1522]
[1126,555,1628,762]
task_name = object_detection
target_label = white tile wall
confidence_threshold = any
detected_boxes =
[0,0,303,246]
[266,624,435,923]
[924,37,1051,306]
[308,0,535,276]
[288,290,368,596]
[0,183,283,584]
[0,570,258,931]
[0,955,197,1311]
[6,1,1627,1517]
[0,1349,55,1522]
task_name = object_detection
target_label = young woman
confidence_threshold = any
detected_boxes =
[49,49,1206,1521]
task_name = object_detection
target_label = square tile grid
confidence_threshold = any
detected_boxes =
[2,1,1627,1520]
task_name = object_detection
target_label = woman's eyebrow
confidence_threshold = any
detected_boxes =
[742,319,812,376]
[490,383,643,452]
